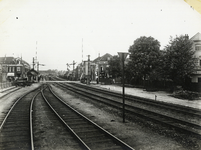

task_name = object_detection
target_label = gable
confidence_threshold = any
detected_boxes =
[191,32,201,41]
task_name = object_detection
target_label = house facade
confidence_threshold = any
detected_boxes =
[74,53,113,83]
[0,57,30,82]
[93,53,113,82]
[190,33,201,92]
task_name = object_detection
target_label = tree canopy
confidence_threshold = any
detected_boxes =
[108,55,121,78]
[128,36,161,80]
[163,35,196,85]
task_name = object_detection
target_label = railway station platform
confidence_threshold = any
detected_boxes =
[88,81,201,110]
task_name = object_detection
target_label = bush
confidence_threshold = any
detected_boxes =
[172,90,201,100]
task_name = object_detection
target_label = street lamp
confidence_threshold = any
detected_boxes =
[118,52,128,123]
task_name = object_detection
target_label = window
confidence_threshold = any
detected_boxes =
[195,45,201,51]
[17,67,20,72]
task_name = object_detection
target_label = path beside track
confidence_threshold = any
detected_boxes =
[42,80,201,109]
[78,81,201,110]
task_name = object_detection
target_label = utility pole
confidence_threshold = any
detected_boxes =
[32,57,35,69]
[87,55,90,85]
[118,52,128,123]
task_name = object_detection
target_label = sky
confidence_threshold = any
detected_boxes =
[0,0,201,71]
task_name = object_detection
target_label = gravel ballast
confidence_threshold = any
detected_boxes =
[0,83,200,150]
[51,84,197,150]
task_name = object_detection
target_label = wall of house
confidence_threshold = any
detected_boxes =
[191,39,201,84]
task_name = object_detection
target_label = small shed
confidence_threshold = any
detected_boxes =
[27,69,39,82]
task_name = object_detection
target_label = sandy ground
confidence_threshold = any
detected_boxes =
[0,83,200,150]
[51,84,198,150]
[89,82,201,110]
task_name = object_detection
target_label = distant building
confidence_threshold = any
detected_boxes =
[0,57,30,82]
[75,53,113,83]
[93,53,113,82]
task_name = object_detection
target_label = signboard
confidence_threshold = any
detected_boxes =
[7,73,15,76]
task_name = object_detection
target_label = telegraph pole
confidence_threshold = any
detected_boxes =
[87,55,90,85]
[118,52,128,123]
[32,57,35,69]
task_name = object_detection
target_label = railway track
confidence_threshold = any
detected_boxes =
[51,80,201,139]
[42,85,134,150]
[33,86,86,150]
[0,83,134,149]
[0,87,40,150]
[0,87,21,99]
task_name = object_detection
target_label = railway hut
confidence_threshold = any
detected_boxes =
[27,69,39,82]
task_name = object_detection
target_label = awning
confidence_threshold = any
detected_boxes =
[7,73,15,77]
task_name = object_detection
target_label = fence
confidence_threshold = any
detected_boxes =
[0,82,12,90]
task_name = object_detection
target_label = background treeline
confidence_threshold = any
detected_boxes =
[108,35,198,92]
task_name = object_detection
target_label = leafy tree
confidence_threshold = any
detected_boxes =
[108,55,121,78]
[128,36,161,81]
[163,35,196,86]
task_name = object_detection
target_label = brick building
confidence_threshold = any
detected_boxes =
[0,57,30,82]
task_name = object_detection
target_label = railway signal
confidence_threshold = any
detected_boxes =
[66,61,76,80]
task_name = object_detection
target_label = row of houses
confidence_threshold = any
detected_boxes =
[68,33,201,90]
[0,57,39,83]
[64,53,113,83]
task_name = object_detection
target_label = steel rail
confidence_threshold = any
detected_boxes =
[54,82,201,138]
[0,87,41,150]
[41,86,91,150]
[59,82,201,120]
[66,82,201,125]
[47,84,135,150]
[30,89,42,150]
[51,77,201,116]
[0,87,39,130]
[0,87,21,99]
[69,82,201,117]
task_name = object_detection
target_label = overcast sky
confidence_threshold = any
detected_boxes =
[0,0,201,71]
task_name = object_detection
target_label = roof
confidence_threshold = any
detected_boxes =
[93,53,113,62]
[0,57,15,64]
[27,69,39,76]
[0,57,30,68]
[190,32,201,41]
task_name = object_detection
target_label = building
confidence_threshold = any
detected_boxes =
[75,53,113,83]
[190,32,201,92]
[93,53,113,83]
[0,57,30,82]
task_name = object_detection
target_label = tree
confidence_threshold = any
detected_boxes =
[128,36,161,82]
[108,55,121,78]
[163,35,196,86]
